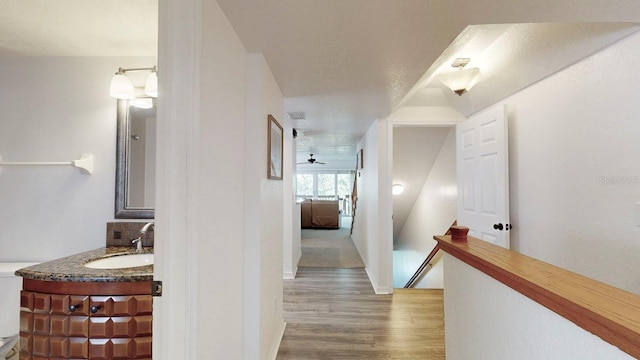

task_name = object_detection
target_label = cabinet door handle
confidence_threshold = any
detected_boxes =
[90,305,101,314]
[493,223,504,230]
[69,304,82,312]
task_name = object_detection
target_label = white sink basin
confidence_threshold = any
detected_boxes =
[84,253,154,269]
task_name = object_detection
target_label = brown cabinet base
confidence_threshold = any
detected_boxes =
[19,282,152,360]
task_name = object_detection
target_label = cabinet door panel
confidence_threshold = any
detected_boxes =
[88,317,111,338]
[112,338,133,358]
[32,334,50,357]
[69,336,90,358]
[49,336,69,357]
[111,316,135,338]
[20,311,34,333]
[134,295,153,315]
[20,289,152,359]
[134,315,153,337]
[68,316,90,337]
[132,337,152,359]
[20,291,34,311]
[70,295,91,316]
[32,314,50,335]
[88,338,109,360]
[50,315,70,336]
[33,293,50,314]
[50,294,70,315]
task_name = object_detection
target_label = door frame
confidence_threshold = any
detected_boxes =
[385,116,462,293]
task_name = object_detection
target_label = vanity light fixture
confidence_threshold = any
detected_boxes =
[144,68,158,97]
[109,70,135,100]
[109,66,158,100]
[438,58,481,96]
[130,98,154,109]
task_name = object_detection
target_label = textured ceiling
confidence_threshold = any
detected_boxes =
[3,0,640,168]
[0,0,157,56]
[217,0,640,165]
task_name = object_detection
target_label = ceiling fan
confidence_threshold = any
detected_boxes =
[297,154,326,165]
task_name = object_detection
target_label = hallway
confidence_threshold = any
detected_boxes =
[277,228,445,359]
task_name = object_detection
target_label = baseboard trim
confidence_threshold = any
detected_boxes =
[269,322,287,360]
[364,266,392,294]
[283,267,298,279]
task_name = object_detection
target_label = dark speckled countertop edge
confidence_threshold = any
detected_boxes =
[15,247,154,282]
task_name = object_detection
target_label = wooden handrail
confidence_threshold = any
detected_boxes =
[434,234,640,359]
[403,244,440,288]
[403,221,456,288]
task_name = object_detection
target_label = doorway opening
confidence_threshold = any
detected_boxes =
[391,125,457,289]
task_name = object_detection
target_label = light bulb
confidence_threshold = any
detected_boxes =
[392,184,404,195]
[438,67,481,96]
[130,98,154,109]
[145,71,158,97]
[110,73,135,99]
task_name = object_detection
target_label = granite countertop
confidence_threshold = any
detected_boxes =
[15,247,154,282]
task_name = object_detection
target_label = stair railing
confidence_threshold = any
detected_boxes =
[403,220,457,288]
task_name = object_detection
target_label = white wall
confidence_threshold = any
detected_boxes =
[0,56,154,262]
[442,28,640,360]
[284,128,301,280]
[504,31,640,294]
[194,2,249,356]
[245,53,285,360]
[351,118,393,293]
[156,1,286,359]
[443,254,633,360]
[393,127,456,288]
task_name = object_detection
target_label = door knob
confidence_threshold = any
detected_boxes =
[493,223,513,231]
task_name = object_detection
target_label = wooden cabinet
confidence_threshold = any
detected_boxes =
[19,280,152,360]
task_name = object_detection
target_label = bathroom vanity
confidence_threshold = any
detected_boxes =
[15,247,154,360]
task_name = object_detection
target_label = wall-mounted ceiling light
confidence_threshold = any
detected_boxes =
[392,184,405,195]
[110,66,158,100]
[438,58,481,96]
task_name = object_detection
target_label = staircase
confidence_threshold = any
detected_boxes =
[403,221,456,288]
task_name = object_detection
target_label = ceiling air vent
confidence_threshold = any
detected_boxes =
[287,111,306,120]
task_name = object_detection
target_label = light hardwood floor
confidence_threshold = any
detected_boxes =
[277,268,445,359]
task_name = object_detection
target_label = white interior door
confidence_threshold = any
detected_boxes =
[456,104,510,248]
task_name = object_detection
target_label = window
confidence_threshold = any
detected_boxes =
[317,174,336,199]
[337,173,351,199]
[296,171,355,214]
[296,173,314,198]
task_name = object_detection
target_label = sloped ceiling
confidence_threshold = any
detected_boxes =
[396,22,640,118]
[217,0,640,165]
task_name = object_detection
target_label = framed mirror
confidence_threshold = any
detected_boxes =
[115,99,156,219]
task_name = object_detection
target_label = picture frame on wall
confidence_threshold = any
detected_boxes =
[268,114,283,180]
[358,148,363,169]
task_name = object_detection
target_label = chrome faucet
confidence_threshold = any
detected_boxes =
[131,237,143,251]
[140,221,155,234]
[132,221,154,252]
